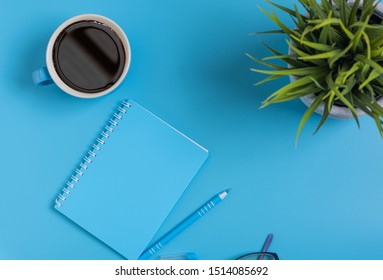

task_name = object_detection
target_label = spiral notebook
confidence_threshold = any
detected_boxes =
[54,99,209,259]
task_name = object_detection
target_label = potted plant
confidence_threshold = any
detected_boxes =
[250,0,383,142]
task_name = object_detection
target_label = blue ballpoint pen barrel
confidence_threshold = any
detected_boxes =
[139,193,225,259]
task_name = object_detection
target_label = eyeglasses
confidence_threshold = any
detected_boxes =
[160,233,279,260]
[236,252,279,260]
[236,233,279,260]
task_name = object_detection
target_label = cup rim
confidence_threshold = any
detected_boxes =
[46,14,131,98]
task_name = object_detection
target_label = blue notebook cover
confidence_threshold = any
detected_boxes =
[54,99,209,259]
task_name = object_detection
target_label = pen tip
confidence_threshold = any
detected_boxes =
[218,188,231,199]
[218,189,231,200]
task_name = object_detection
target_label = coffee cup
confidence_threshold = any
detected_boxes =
[33,14,131,98]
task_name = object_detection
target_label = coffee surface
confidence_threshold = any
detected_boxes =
[53,21,125,93]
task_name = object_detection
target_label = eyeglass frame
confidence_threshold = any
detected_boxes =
[236,252,279,260]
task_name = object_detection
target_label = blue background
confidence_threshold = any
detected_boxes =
[1,0,383,260]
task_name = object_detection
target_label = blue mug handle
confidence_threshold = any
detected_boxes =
[32,66,54,86]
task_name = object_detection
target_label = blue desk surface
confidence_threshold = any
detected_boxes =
[1,0,383,260]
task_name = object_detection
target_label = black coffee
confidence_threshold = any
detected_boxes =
[53,20,126,93]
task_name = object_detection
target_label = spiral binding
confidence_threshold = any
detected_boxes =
[55,101,132,207]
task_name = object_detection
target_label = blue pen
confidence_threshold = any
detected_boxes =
[138,189,231,260]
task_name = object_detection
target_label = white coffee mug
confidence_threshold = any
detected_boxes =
[32,14,131,98]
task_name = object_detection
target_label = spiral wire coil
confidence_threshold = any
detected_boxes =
[55,101,132,207]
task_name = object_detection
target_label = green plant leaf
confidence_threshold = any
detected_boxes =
[259,6,301,37]
[359,69,380,90]
[260,41,309,67]
[300,18,346,46]
[298,0,310,12]
[246,53,285,70]
[294,3,306,30]
[309,76,327,90]
[286,40,326,66]
[307,18,340,31]
[350,22,383,30]
[342,63,361,83]
[265,0,306,19]
[353,96,383,138]
[338,20,355,40]
[321,0,336,16]
[328,20,371,68]
[264,84,323,105]
[357,94,383,137]
[313,96,331,134]
[353,95,374,117]
[263,54,309,68]
[371,36,383,50]
[363,32,371,59]
[299,49,343,61]
[304,0,327,19]
[371,84,383,97]
[328,43,353,68]
[318,25,329,44]
[373,114,383,138]
[360,0,375,22]
[371,46,383,57]
[256,30,285,34]
[252,66,327,77]
[256,75,284,85]
[355,54,383,74]
[262,75,317,104]
[301,25,314,41]
[324,72,337,111]
[334,88,359,119]
[286,40,310,57]
[348,0,361,26]
[290,34,336,51]
[296,92,326,145]
[327,26,345,45]
[338,0,350,26]
[344,94,361,129]
[351,18,369,52]
[356,93,383,116]
[366,84,377,103]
